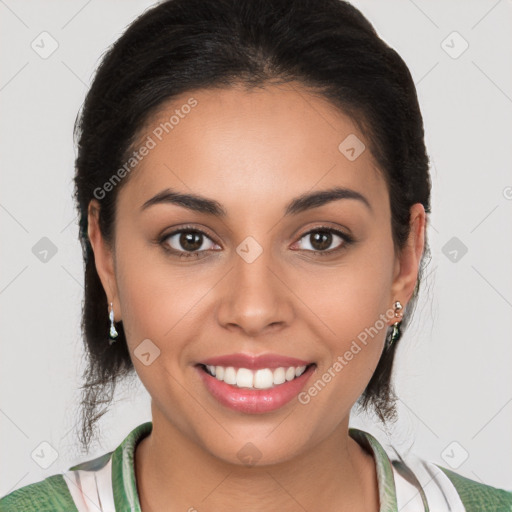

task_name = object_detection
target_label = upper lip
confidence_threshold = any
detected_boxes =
[198,353,313,370]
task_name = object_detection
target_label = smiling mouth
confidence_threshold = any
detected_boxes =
[198,363,316,390]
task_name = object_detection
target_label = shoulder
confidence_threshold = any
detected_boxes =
[350,427,512,512]
[392,451,512,512]
[0,422,152,512]
[0,474,78,512]
[0,450,116,512]
[435,464,512,511]
[0,451,115,512]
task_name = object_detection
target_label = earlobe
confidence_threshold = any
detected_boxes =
[390,203,426,307]
[87,199,121,319]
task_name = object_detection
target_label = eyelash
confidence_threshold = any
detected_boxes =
[158,225,354,259]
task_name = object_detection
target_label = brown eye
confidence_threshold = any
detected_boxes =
[294,227,353,255]
[161,228,218,258]
[308,231,334,251]
[177,231,203,251]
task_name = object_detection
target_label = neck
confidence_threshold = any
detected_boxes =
[135,408,379,512]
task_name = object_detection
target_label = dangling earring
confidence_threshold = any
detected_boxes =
[108,301,118,344]
[387,300,403,349]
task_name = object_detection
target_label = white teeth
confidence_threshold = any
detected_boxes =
[204,364,310,389]
[273,367,286,385]
[215,366,224,380]
[223,366,237,385]
[295,366,306,377]
[253,369,274,389]
[285,367,296,381]
[236,368,254,388]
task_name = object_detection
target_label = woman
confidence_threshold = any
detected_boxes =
[1,0,510,510]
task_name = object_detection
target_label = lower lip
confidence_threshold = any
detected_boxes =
[196,364,316,414]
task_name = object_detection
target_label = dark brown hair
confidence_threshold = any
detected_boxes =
[73,0,431,451]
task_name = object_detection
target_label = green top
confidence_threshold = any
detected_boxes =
[1,421,511,511]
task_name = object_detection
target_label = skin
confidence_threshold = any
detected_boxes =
[88,82,426,511]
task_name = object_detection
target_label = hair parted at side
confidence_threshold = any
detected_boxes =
[73,0,431,451]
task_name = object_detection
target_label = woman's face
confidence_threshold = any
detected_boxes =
[89,83,424,465]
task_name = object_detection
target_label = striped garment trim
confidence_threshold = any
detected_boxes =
[62,422,467,512]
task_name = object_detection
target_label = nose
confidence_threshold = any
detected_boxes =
[215,243,294,337]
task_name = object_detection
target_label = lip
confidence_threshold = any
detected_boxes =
[198,352,312,370]
[196,363,316,414]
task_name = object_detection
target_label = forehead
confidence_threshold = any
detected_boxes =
[117,83,388,217]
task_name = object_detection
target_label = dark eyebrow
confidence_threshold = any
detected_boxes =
[140,186,372,216]
[141,189,227,216]
[284,187,372,215]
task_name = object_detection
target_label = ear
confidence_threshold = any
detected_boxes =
[389,203,426,313]
[87,199,122,321]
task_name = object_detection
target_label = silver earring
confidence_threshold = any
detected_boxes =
[108,302,118,344]
[387,300,403,349]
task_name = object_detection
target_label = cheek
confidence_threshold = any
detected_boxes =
[294,238,395,392]
[114,238,215,364]
[113,231,166,343]
[114,248,192,404]
[295,243,394,342]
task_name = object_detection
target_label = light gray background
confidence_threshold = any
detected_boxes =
[1,0,511,498]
